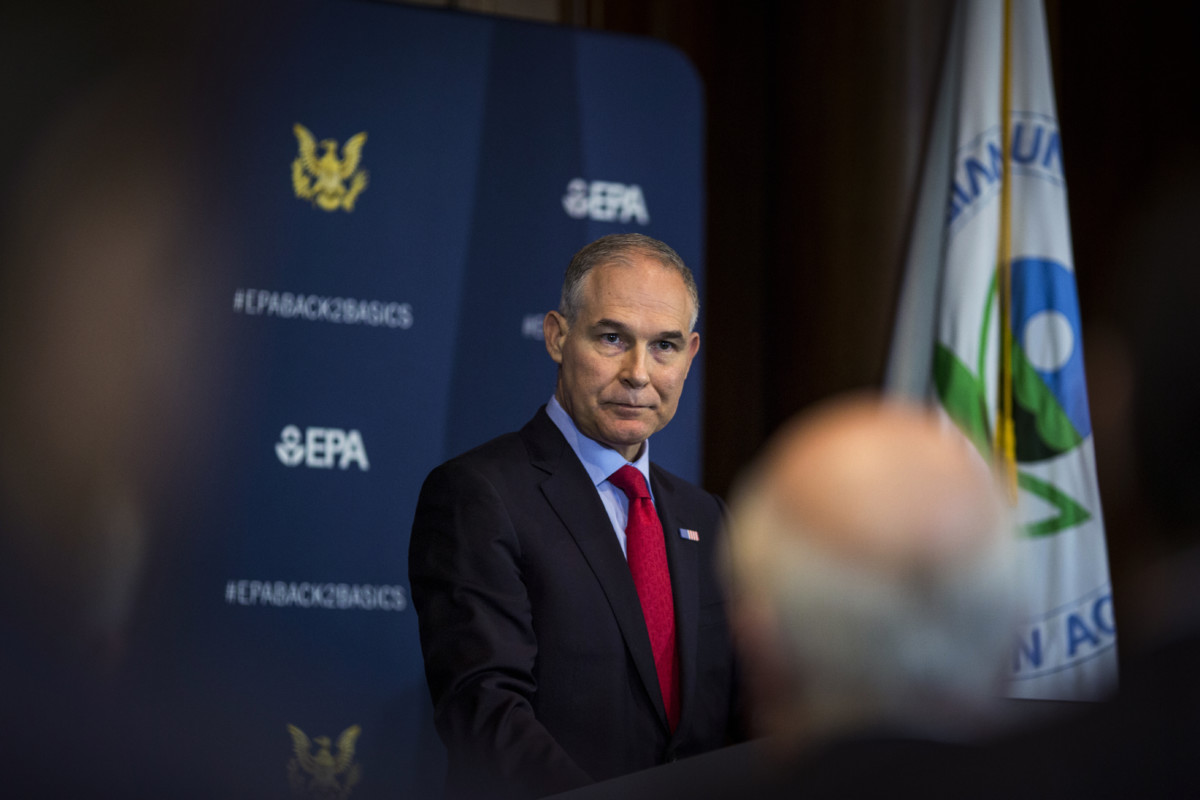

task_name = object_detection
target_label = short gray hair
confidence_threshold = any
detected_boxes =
[559,233,700,331]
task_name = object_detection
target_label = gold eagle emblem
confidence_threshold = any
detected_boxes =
[286,723,362,800]
[292,124,369,212]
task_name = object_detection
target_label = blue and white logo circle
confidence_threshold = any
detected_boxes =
[1012,257,1091,439]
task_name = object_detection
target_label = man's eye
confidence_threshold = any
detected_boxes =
[601,333,621,344]
[654,340,677,351]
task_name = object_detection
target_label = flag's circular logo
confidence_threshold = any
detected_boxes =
[1010,258,1091,464]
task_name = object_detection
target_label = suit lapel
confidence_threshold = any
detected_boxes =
[652,467,700,739]
[522,411,667,727]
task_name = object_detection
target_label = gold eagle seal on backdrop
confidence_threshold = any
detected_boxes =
[291,124,369,212]
[286,723,362,799]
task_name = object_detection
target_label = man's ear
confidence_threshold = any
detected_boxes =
[544,311,568,365]
[682,331,701,377]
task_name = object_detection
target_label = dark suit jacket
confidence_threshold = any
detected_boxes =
[409,407,741,799]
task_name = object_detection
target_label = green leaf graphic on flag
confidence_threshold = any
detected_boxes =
[1018,471,1091,537]
[933,343,992,458]
[1010,338,1091,536]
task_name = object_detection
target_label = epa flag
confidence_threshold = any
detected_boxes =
[886,0,1117,700]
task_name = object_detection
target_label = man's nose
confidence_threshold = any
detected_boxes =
[620,346,650,388]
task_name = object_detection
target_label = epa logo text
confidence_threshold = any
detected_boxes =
[276,425,370,471]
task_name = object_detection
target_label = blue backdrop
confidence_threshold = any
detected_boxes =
[126,2,706,796]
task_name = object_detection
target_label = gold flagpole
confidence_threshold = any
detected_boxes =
[996,0,1018,500]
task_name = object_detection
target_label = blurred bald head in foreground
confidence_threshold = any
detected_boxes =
[723,395,1022,749]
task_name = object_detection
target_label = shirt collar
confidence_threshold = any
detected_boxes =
[547,395,653,489]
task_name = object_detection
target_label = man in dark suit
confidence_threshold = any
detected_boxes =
[409,234,741,799]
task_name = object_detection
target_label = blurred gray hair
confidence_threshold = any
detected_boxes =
[559,233,700,331]
[724,473,1022,740]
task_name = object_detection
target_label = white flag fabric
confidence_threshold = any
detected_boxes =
[886,0,1117,700]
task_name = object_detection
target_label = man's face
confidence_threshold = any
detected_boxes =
[544,254,700,461]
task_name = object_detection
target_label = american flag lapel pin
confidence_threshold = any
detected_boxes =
[679,528,700,542]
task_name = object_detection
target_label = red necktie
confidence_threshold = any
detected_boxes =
[609,464,680,731]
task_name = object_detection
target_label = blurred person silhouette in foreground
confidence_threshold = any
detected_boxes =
[715,395,1023,796]
[0,4,233,795]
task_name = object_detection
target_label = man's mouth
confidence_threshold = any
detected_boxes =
[606,400,650,412]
